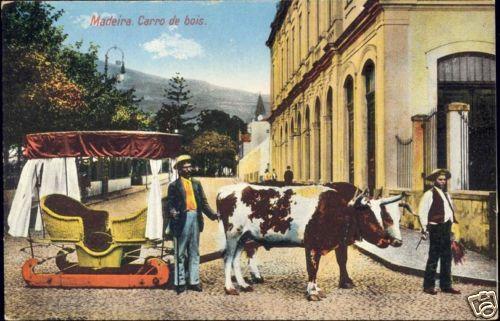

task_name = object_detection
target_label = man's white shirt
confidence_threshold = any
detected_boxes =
[418,187,454,230]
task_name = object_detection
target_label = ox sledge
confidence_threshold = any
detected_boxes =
[8,131,182,288]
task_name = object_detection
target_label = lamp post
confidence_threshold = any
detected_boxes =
[235,154,239,178]
[104,45,126,81]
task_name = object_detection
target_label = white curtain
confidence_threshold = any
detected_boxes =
[7,160,43,237]
[145,159,163,240]
[170,158,178,181]
[35,158,80,230]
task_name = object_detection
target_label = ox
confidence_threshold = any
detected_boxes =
[216,182,412,300]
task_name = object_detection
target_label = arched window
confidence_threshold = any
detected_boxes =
[284,123,288,172]
[305,106,311,181]
[314,97,321,181]
[363,61,376,193]
[344,76,354,184]
[297,112,302,180]
[437,52,496,190]
[326,87,333,181]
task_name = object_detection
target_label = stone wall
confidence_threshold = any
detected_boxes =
[390,188,496,258]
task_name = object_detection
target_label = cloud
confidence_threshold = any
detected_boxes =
[72,12,118,29]
[141,32,203,60]
[199,0,223,5]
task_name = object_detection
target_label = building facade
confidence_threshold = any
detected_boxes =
[267,0,496,254]
[238,119,271,183]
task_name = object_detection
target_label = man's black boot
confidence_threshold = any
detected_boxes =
[176,285,186,294]
[188,284,203,292]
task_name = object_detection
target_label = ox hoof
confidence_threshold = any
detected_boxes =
[339,281,355,289]
[317,290,327,298]
[224,288,239,295]
[250,274,264,284]
[240,285,254,292]
[307,294,321,301]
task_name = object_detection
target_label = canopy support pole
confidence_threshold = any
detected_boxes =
[34,165,45,239]
[145,159,148,190]
[64,157,68,196]
[27,229,35,258]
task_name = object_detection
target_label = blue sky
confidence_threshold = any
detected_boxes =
[49,0,278,94]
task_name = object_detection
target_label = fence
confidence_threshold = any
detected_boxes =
[458,111,470,190]
[422,108,438,183]
[396,135,412,189]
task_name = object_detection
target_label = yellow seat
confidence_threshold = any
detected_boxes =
[40,194,148,269]
[110,207,147,243]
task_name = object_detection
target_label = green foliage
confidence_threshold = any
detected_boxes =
[186,131,237,176]
[196,109,247,142]
[155,72,195,137]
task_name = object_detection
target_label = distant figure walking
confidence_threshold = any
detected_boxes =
[263,169,272,183]
[284,166,293,185]
[271,169,277,182]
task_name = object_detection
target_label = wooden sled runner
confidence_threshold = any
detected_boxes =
[22,257,169,288]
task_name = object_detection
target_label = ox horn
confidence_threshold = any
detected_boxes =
[399,202,415,215]
[348,188,364,207]
[379,193,404,206]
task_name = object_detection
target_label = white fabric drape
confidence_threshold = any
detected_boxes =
[36,158,81,230]
[170,158,178,181]
[145,159,163,240]
[7,160,43,237]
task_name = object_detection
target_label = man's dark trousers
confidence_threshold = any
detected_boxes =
[423,220,452,289]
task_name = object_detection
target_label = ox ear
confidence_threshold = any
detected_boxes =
[399,202,415,215]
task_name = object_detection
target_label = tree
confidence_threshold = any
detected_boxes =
[2,1,152,182]
[186,131,237,176]
[155,73,195,138]
[196,109,247,143]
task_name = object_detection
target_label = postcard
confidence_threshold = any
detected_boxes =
[2,1,497,320]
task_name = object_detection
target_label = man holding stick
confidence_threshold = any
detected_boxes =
[164,155,220,294]
[418,168,461,295]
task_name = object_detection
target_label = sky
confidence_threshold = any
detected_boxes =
[49,0,278,94]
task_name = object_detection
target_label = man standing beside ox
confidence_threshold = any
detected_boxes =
[164,155,220,294]
[418,168,461,295]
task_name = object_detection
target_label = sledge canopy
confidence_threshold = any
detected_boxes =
[24,131,182,160]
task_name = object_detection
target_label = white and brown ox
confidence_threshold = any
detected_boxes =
[216,182,413,300]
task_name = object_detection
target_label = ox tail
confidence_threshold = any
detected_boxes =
[215,194,227,252]
[216,219,227,252]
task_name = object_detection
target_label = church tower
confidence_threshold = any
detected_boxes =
[254,94,266,120]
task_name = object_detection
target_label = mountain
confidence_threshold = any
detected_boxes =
[98,61,270,123]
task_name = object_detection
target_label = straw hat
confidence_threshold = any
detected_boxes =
[174,154,192,169]
[425,168,451,181]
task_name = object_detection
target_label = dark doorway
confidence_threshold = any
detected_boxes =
[437,53,496,191]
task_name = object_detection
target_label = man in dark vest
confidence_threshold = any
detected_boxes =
[418,168,461,295]
[164,155,220,294]
[284,166,293,185]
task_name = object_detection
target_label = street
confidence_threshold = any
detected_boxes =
[4,178,495,320]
